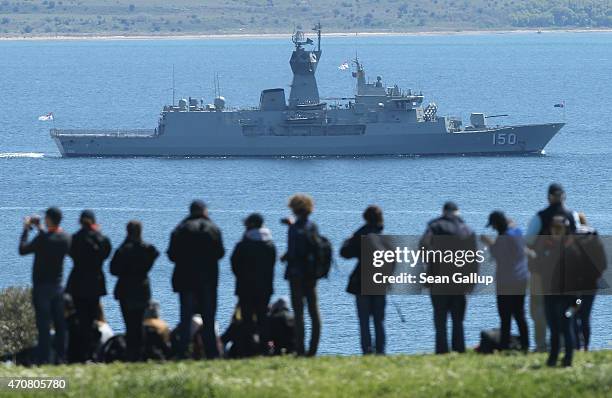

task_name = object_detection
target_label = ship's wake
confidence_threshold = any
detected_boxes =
[0,152,46,159]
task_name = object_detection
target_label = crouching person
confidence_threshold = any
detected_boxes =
[110,220,159,361]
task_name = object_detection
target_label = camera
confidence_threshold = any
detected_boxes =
[27,215,41,230]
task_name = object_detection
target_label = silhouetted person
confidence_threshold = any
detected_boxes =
[230,213,276,356]
[66,209,112,362]
[573,213,607,351]
[340,205,386,355]
[526,183,578,352]
[420,201,477,354]
[281,193,321,356]
[18,207,70,364]
[167,200,225,359]
[110,220,159,361]
[540,216,576,366]
[481,211,529,351]
[267,298,295,355]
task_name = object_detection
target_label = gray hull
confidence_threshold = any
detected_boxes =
[52,122,562,157]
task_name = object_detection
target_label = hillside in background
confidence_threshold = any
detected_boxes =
[0,0,611,37]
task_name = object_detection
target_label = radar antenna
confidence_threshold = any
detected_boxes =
[313,22,322,51]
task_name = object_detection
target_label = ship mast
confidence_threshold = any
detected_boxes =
[288,24,322,109]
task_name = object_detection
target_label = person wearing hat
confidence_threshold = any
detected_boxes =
[480,210,529,351]
[230,213,276,357]
[525,183,579,352]
[420,201,477,354]
[19,207,71,364]
[66,209,112,362]
[167,200,225,359]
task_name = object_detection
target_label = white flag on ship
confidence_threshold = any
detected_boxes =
[38,112,54,121]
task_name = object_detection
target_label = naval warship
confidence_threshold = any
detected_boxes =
[51,25,564,157]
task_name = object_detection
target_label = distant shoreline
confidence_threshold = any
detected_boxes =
[1,28,611,41]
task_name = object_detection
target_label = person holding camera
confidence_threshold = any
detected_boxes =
[66,209,112,362]
[18,207,71,364]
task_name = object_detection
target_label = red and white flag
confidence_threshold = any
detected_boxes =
[338,61,349,70]
[38,112,54,121]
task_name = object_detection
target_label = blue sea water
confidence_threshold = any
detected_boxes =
[1,32,611,354]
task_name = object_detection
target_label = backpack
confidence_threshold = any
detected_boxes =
[309,230,333,279]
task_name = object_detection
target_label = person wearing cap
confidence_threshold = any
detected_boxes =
[110,220,160,361]
[230,213,276,356]
[525,183,579,352]
[480,210,529,351]
[19,207,71,364]
[66,209,112,362]
[420,201,477,354]
[167,200,225,359]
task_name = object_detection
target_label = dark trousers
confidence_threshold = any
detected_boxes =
[289,277,321,356]
[72,297,100,362]
[431,294,466,354]
[239,295,270,341]
[178,286,219,359]
[32,284,65,364]
[497,294,529,350]
[120,301,146,361]
[573,295,595,351]
[544,295,574,366]
[356,295,386,355]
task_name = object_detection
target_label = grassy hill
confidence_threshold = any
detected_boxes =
[0,0,610,37]
[1,351,611,397]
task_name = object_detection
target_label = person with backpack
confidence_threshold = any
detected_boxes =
[525,183,579,352]
[572,213,607,351]
[420,201,477,354]
[340,205,386,355]
[167,200,225,359]
[66,209,112,362]
[281,193,326,356]
[480,211,529,351]
[18,207,71,364]
[110,220,160,361]
[535,216,577,366]
[230,213,276,356]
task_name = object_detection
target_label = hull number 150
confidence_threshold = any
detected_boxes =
[492,132,517,145]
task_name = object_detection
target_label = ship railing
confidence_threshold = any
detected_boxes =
[50,128,156,138]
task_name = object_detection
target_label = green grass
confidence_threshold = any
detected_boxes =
[1,351,611,397]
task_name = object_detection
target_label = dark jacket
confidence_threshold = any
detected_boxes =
[284,217,317,280]
[231,227,276,299]
[110,238,159,303]
[340,223,384,295]
[167,215,225,292]
[19,228,71,286]
[420,214,478,294]
[67,227,112,298]
[537,203,576,235]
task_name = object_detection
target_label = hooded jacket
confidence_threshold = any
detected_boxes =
[67,226,112,298]
[231,227,276,299]
[167,215,225,292]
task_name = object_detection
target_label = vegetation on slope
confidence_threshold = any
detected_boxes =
[0,0,610,37]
